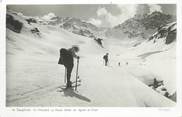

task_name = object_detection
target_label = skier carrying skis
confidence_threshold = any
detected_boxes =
[103,53,109,66]
[94,37,103,48]
[58,46,80,88]
[97,38,103,47]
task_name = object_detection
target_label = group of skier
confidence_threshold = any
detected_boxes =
[58,45,110,89]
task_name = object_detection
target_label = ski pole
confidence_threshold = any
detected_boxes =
[64,67,67,83]
[75,58,79,91]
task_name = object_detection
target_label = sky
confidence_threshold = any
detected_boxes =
[7,4,176,27]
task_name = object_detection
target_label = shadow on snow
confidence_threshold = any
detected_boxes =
[59,88,91,103]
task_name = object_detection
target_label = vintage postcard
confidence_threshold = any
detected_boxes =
[1,0,182,117]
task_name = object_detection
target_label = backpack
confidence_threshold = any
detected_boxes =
[103,55,106,60]
[58,48,73,66]
[58,48,67,65]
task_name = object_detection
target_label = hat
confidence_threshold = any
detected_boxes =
[72,45,79,52]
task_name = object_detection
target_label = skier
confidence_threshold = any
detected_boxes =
[126,62,128,65]
[97,38,103,47]
[58,46,80,88]
[94,37,103,48]
[103,53,109,66]
[118,62,120,66]
[153,78,158,89]
[153,78,163,89]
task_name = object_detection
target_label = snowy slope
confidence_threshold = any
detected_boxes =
[6,11,176,107]
[108,22,176,99]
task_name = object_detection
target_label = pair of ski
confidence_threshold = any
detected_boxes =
[60,58,81,91]
[61,79,81,88]
[58,79,81,92]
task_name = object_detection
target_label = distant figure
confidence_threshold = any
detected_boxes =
[126,62,128,65]
[153,78,158,88]
[97,38,103,46]
[103,53,109,66]
[153,78,163,89]
[94,37,103,48]
[58,46,80,88]
[118,62,120,66]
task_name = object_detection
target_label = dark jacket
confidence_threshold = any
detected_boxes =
[103,55,108,61]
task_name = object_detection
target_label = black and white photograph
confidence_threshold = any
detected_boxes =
[6,4,177,107]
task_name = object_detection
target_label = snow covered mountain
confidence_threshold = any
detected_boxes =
[132,21,176,47]
[6,10,176,107]
[37,13,105,38]
[105,12,175,40]
[7,10,105,38]
[59,17,102,38]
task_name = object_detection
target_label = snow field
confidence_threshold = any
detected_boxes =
[6,13,176,106]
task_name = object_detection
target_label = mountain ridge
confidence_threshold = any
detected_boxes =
[105,11,175,40]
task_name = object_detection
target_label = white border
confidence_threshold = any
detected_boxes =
[3,0,179,4]
[0,0,6,117]
[1,0,182,117]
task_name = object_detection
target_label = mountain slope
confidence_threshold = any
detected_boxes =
[6,10,176,107]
